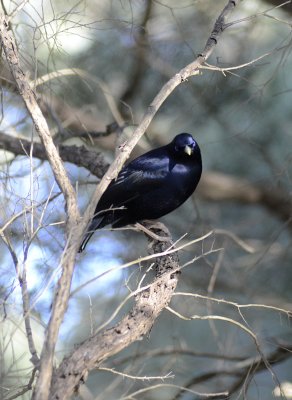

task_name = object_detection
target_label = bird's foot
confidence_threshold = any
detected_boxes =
[135,221,170,241]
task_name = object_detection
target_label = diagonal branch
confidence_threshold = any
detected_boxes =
[198,172,292,229]
[0,15,79,224]
[50,226,180,399]
[0,131,109,178]
[0,14,80,400]
[82,0,240,253]
[175,341,292,400]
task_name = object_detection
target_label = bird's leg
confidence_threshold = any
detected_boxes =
[135,221,170,241]
[143,220,171,235]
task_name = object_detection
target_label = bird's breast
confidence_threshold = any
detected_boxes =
[169,163,201,195]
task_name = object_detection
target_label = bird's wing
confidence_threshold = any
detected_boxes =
[97,153,170,209]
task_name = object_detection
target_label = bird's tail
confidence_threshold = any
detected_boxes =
[78,217,103,253]
[78,231,94,253]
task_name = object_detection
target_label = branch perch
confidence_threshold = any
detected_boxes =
[81,0,240,232]
[50,226,180,399]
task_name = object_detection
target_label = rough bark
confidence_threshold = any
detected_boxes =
[50,227,180,399]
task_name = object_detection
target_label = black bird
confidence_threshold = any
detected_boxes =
[79,133,202,252]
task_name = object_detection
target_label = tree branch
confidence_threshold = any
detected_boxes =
[0,15,79,223]
[176,340,292,400]
[50,226,180,399]
[0,15,91,400]
[263,0,292,14]
[198,172,292,227]
[0,131,108,178]
[0,15,84,400]
[121,0,153,105]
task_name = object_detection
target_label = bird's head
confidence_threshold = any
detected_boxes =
[172,133,199,157]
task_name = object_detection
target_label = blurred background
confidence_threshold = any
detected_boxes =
[0,0,291,399]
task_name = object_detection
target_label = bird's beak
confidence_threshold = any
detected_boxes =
[184,145,193,156]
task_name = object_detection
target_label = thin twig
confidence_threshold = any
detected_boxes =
[0,16,79,222]
[98,367,174,381]
[5,367,37,400]
[71,231,213,298]
[172,292,292,317]
[120,383,228,400]
[33,68,124,128]
[174,341,292,400]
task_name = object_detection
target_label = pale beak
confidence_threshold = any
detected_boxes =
[184,145,192,156]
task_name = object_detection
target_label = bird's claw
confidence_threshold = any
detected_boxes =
[135,221,170,241]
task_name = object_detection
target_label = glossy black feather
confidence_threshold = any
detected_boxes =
[79,133,202,252]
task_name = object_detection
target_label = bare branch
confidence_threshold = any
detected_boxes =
[5,367,37,400]
[113,347,245,367]
[0,15,81,400]
[121,0,153,104]
[0,15,79,223]
[0,131,109,178]
[175,341,292,400]
[198,172,292,229]
[50,226,180,399]
[34,69,124,128]
[98,367,174,381]
[173,292,292,317]
[19,267,40,367]
[121,383,228,400]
